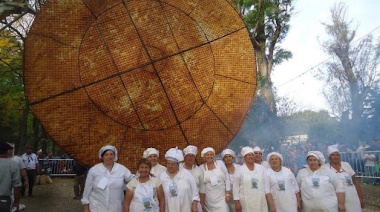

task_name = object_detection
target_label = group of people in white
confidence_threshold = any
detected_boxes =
[81,144,365,212]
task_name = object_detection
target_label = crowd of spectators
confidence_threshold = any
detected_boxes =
[228,138,380,179]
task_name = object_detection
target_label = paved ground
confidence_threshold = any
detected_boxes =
[18,177,380,212]
[20,178,82,212]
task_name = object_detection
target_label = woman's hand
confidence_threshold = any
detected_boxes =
[225,193,231,203]
[191,201,198,212]
[360,198,365,208]
[83,204,90,212]
[297,199,302,212]
[269,205,276,212]
[338,203,346,212]
[234,200,242,212]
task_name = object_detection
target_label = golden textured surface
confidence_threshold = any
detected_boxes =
[24,0,256,169]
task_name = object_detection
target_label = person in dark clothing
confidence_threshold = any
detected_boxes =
[73,159,87,199]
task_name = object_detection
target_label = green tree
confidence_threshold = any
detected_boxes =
[1,1,53,154]
[233,0,293,112]
[230,0,294,147]
[0,29,26,149]
[318,3,380,147]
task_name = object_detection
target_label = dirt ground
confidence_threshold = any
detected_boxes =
[19,177,380,212]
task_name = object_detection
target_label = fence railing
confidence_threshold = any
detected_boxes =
[340,151,380,180]
[41,151,380,180]
[38,159,75,177]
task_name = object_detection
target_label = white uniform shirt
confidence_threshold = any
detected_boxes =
[296,166,345,212]
[324,162,361,212]
[151,163,166,177]
[227,163,240,212]
[180,164,205,212]
[81,162,134,212]
[179,163,205,193]
[233,163,268,212]
[21,153,38,170]
[126,177,162,212]
[199,160,230,212]
[159,169,200,212]
[264,167,299,212]
[256,161,270,169]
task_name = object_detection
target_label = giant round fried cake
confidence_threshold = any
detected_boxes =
[24,0,256,168]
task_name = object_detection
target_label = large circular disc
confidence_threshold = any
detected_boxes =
[24,0,257,169]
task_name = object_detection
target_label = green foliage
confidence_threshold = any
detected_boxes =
[0,30,24,129]
[273,48,292,65]
[242,1,292,44]
[230,0,295,149]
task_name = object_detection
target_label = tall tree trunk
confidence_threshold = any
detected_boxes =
[337,48,363,146]
[32,115,40,150]
[18,102,29,155]
[41,126,49,153]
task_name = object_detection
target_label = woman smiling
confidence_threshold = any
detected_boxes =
[233,146,267,212]
[124,158,165,212]
[264,152,300,212]
[199,147,230,212]
[81,145,134,212]
[159,147,200,212]
[296,151,346,212]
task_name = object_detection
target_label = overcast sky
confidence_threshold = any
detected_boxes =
[271,0,380,112]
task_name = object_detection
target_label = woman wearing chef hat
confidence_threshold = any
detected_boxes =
[159,147,200,212]
[199,147,230,212]
[81,145,134,212]
[143,147,166,177]
[296,150,346,212]
[180,145,205,211]
[264,152,301,212]
[221,148,240,212]
[323,145,364,211]
[233,146,267,212]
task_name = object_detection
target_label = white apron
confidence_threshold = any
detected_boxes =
[203,163,228,212]
[269,169,297,212]
[240,167,268,212]
[184,165,203,212]
[301,175,338,212]
[227,172,235,212]
[130,178,159,212]
[336,172,361,212]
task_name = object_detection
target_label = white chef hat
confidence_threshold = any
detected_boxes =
[99,145,118,161]
[241,146,254,157]
[307,151,325,165]
[266,152,283,164]
[252,146,262,152]
[327,145,339,157]
[143,147,159,158]
[183,145,198,156]
[165,147,184,163]
[201,147,215,157]
[221,149,236,158]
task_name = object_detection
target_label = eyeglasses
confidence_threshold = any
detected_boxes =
[254,152,262,155]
